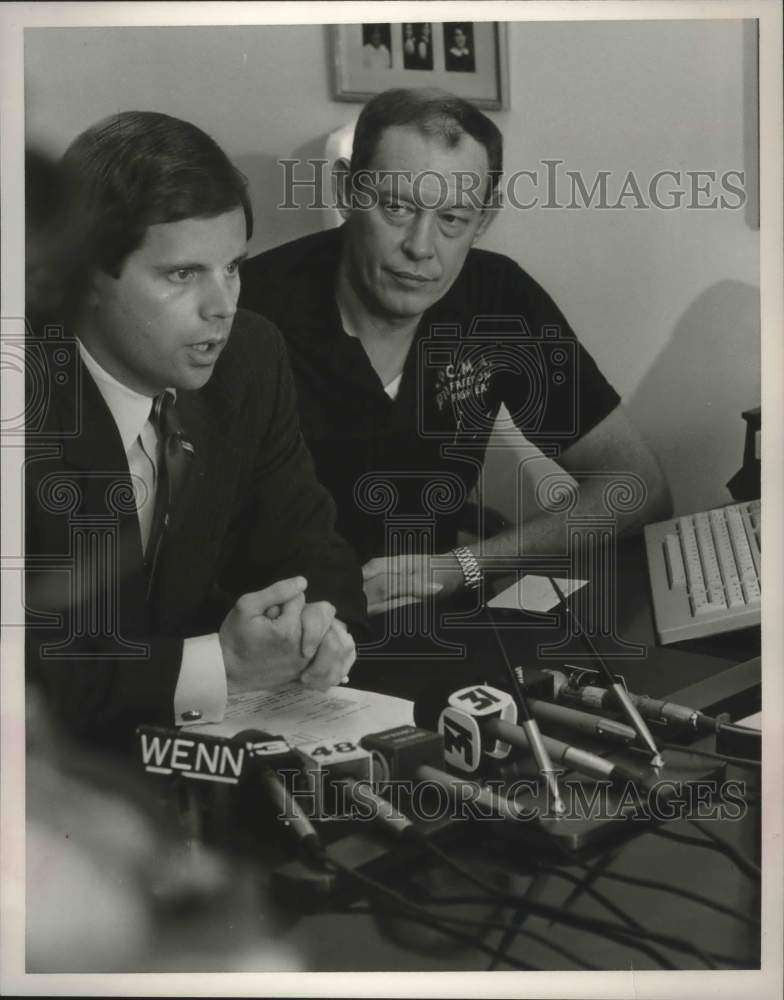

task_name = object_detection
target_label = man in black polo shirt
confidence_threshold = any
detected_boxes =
[240,88,671,615]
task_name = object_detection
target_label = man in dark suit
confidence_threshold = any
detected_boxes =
[26,112,365,749]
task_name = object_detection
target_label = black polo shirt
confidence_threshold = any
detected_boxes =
[240,227,620,563]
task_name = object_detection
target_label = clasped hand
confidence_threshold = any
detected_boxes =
[219,577,356,693]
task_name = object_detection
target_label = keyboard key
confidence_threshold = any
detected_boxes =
[726,587,746,608]
[739,507,761,578]
[742,578,761,602]
[709,508,743,598]
[694,513,723,590]
[726,507,758,582]
[677,517,707,595]
[690,589,709,615]
[707,586,728,608]
[664,534,687,587]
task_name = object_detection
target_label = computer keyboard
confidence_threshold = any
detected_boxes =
[644,500,761,644]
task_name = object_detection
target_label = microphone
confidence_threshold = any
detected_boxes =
[137,724,329,865]
[137,724,250,785]
[547,577,664,767]
[360,725,522,824]
[232,729,326,865]
[550,671,762,758]
[526,697,636,745]
[547,671,710,732]
[414,684,642,787]
[485,615,565,814]
[294,737,374,817]
[337,775,418,840]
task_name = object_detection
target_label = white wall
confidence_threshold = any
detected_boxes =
[489,19,760,518]
[25,20,760,516]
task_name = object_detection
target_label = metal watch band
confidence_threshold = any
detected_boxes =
[452,545,483,591]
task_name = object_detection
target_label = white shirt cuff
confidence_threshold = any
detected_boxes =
[174,633,228,725]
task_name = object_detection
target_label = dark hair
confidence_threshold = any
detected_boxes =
[26,150,69,325]
[349,88,503,202]
[26,149,65,234]
[60,111,252,310]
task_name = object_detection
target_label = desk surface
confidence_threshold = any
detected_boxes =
[101,536,761,974]
[349,535,761,711]
[167,536,761,974]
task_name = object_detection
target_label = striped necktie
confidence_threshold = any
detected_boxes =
[145,390,194,589]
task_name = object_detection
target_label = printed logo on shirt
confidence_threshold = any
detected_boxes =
[434,356,493,413]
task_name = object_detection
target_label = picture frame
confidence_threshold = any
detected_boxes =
[329,21,509,109]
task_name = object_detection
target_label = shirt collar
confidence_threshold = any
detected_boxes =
[78,340,159,453]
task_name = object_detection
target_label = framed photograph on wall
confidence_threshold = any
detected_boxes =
[329,21,509,109]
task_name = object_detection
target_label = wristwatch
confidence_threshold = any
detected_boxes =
[451,545,483,591]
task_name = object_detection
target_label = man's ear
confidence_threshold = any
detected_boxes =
[85,266,116,309]
[84,271,102,309]
[332,157,352,221]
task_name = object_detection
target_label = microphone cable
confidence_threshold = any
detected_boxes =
[423,835,643,934]
[416,886,760,969]
[713,720,761,738]
[383,786,725,969]
[651,824,732,851]
[648,819,760,880]
[419,886,683,970]
[537,856,760,930]
[686,817,761,879]
[477,917,602,972]
[687,708,762,740]
[539,832,761,930]
[252,742,641,969]
[392,828,717,969]
[251,756,544,970]
[332,897,602,971]
[544,835,754,966]
[318,851,539,971]
[321,831,683,970]
[476,864,654,973]
[532,864,649,931]
[283,789,731,969]
[404,816,642,939]
[483,873,561,971]
[329,736,757,966]
[392,808,644,968]
[255,727,753,967]
[323,771,630,965]
[660,741,761,769]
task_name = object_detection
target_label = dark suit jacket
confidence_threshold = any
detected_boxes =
[25,310,366,747]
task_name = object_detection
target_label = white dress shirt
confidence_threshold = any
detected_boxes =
[78,341,227,724]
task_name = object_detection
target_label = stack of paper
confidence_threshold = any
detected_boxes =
[186,683,414,748]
